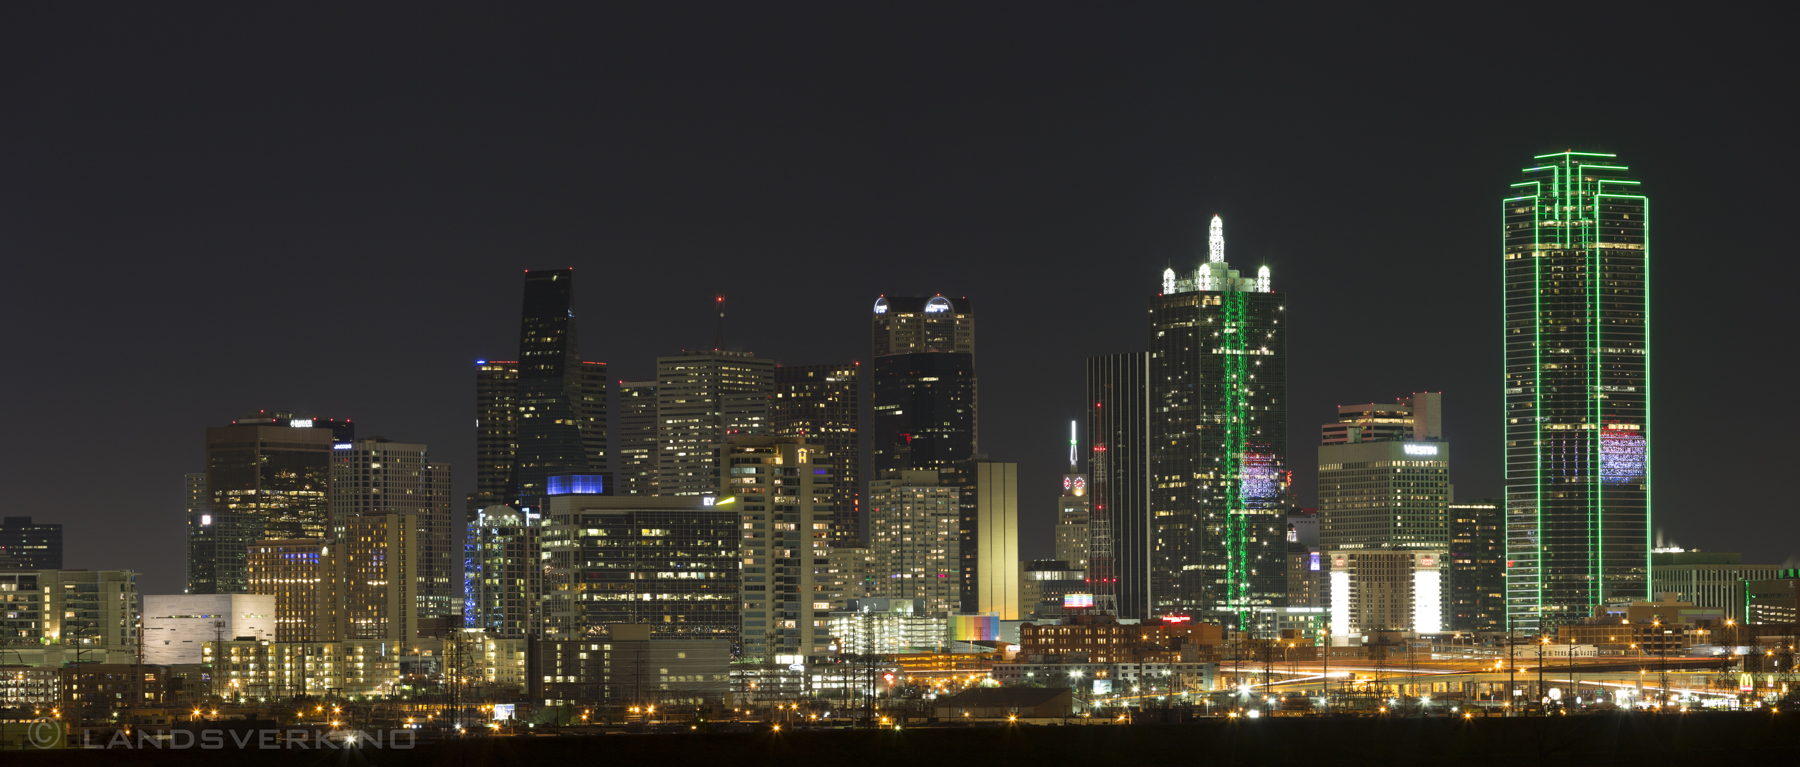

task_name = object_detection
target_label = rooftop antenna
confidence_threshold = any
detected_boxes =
[714,296,725,351]
[1069,420,1078,469]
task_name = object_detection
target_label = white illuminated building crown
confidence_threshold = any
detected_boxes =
[1162,215,1270,295]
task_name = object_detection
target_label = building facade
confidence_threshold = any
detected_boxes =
[1056,473,1090,570]
[964,461,1019,619]
[0,570,138,655]
[1649,551,1782,622]
[1448,499,1505,632]
[656,351,776,497]
[1147,216,1287,633]
[331,437,456,622]
[466,505,542,638]
[723,436,834,659]
[142,593,276,665]
[541,492,739,642]
[246,540,332,642]
[772,363,862,544]
[340,512,420,643]
[1086,352,1152,619]
[1318,439,1451,552]
[1503,152,1651,633]
[191,415,338,593]
[1327,550,1445,637]
[616,381,659,497]
[0,517,62,569]
[866,470,961,616]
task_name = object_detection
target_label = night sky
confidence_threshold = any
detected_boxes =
[4,6,1793,597]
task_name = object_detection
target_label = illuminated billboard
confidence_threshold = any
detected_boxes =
[950,614,999,641]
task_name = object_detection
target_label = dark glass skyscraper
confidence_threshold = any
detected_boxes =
[1503,152,1650,634]
[472,269,608,517]
[189,413,341,593]
[870,296,977,477]
[1086,352,1152,619]
[1147,216,1287,634]
[0,516,63,569]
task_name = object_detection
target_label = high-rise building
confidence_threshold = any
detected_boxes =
[471,360,520,517]
[1286,510,1323,609]
[511,269,608,510]
[870,295,976,478]
[656,351,775,497]
[1056,474,1090,571]
[0,517,62,570]
[541,481,738,641]
[1086,352,1152,619]
[330,437,456,621]
[189,414,339,594]
[1318,439,1451,551]
[466,505,542,638]
[0,570,138,655]
[866,469,961,616]
[1503,152,1650,634]
[1448,499,1505,633]
[772,363,862,544]
[616,381,659,497]
[1147,216,1287,633]
[722,436,834,659]
[246,539,333,642]
[962,461,1019,619]
[339,512,419,642]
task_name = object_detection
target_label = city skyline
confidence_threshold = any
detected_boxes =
[4,7,1791,602]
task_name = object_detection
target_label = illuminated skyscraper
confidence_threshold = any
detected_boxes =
[870,296,976,477]
[655,351,775,497]
[188,412,344,594]
[616,381,658,497]
[1146,216,1287,634]
[1503,152,1650,634]
[471,269,608,517]
[1086,352,1151,619]
[772,363,861,542]
[330,437,456,622]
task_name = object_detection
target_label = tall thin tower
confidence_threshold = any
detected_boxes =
[1147,216,1287,634]
[1503,151,1650,634]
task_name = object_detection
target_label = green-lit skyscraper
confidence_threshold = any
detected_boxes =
[1503,151,1650,634]
[1147,215,1287,635]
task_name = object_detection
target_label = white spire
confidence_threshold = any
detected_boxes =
[1069,420,1077,468]
[1257,265,1270,293]
[1162,267,1176,295]
[1208,214,1224,263]
[1198,264,1213,292]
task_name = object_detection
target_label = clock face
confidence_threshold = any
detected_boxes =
[1073,477,1087,491]
[1063,477,1072,491]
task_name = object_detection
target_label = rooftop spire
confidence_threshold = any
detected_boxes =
[1208,214,1224,263]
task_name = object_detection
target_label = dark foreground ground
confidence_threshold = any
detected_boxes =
[17,713,1800,766]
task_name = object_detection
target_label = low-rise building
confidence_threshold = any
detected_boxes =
[933,686,1074,720]
[828,598,945,655]
[1017,613,1221,664]
[535,624,731,706]
[142,594,277,665]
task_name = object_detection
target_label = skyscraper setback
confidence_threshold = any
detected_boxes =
[472,269,608,517]
[1503,152,1650,633]
[1146,216,1287,633]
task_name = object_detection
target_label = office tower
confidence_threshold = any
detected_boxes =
[962,461,1019,619]
[721,436,833,659]
[617,381,659,497]
[1087,352,1152,619]
[1321,393,1442,445]
[466,505,542,638]
[870,295,977,477]
[510,268,608,511]
[541,479,738,641]
[1147,216,1288,633]
[772,363,862,543]
[1317,419,1450,552]
[471,360,520,516]
[1056,477,1090,570]
[1504,152,1650,634]
[186,413,340,595]
[339,512,419,642]
[246,540,332,642]
[1327,550,1445,636]
[0,570,138,656]
[655,350,775,497]
[1448,499,1505,632]
[866,469,961,616]
[330,437,456,621]
[821,546,877,607]
[142,594,278,664]
[0,516,63,569]
[1649,551,1782,623]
